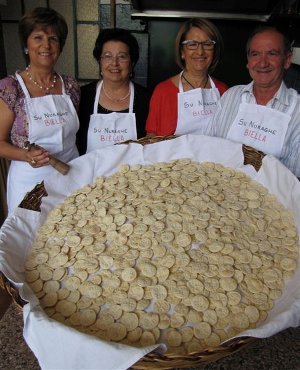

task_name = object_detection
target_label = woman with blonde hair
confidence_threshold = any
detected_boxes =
[146,18,228,136]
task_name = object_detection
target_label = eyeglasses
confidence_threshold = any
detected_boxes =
[100,52,130,63]
[182,40,216,50]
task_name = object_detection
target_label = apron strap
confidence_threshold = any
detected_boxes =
[94,81,134,114]
[179,71,216,92]
[178,71,184,93]
[15,72,31,98]
[15,72,66,96]
[58,74,66,94]
[93,81,102,114]
[208,76,217,89]
[128,82,134,113]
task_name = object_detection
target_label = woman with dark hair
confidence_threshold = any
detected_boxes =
[146,18,228,136]
[0,7,80,214]
[76,28,150,155]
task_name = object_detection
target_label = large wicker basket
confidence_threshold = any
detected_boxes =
[1,136,266,369]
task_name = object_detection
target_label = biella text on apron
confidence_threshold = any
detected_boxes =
[226,90,297,157]
[86,81,137,153]
[175,72,220,135]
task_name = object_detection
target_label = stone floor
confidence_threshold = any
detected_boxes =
[0,303,300,370]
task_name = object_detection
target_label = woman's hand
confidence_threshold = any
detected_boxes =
[26,145,50,168]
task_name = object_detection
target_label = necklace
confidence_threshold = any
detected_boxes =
[182,73,209,90]
[102,83,130,101]
[26,65,57,95]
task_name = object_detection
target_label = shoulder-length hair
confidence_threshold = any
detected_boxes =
[175,18,223,74]
[19,7,68,63]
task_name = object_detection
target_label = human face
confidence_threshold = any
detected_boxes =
[181,27,214,75]
[247,30,292,90]
[100,41,132,83]
[26,27,61,68]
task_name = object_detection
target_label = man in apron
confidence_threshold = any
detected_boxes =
[207,26,300,179]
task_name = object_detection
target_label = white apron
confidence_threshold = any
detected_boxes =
[86,81,137,153]
[226,90,298,157]
[176,72,220,135]
[7,73,79,214]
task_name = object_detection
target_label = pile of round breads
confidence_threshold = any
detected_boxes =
[25,159,299,354]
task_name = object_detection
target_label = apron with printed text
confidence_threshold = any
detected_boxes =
[226,91,298,157]
[175,71,220,135]
[86,81,137,153]
[7,73,79,214]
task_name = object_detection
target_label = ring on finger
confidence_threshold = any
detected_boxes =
[31,158,36,164]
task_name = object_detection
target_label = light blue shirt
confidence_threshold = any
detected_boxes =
[207,81,300,177]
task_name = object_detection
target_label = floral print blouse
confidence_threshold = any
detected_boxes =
[0,73,80,148]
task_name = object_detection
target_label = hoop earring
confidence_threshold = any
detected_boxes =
[24,47,28,55]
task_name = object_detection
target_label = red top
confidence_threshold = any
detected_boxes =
[146,77,228,136]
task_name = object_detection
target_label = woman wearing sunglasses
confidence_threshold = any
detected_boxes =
[77,28,150,155]
[146,18,228,136]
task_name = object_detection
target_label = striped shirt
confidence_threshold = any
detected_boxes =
[207,81,300,177]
